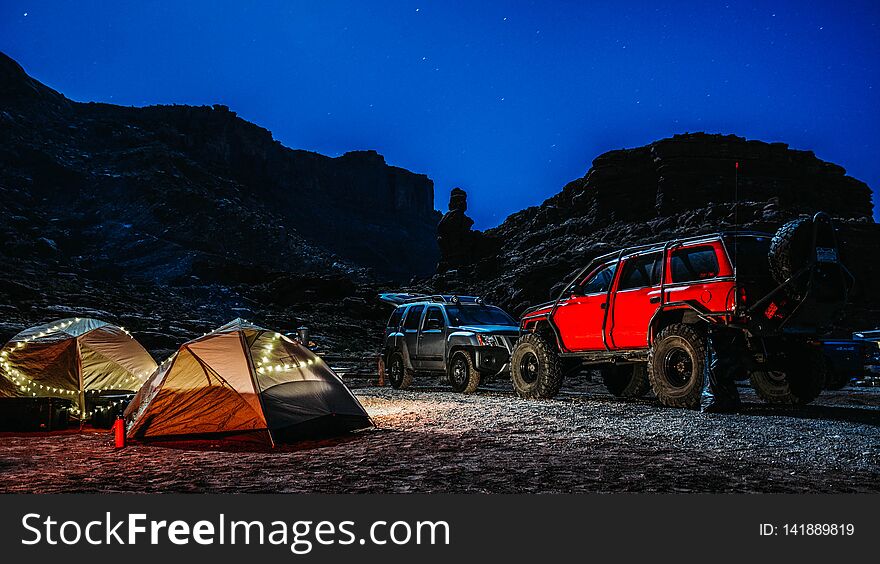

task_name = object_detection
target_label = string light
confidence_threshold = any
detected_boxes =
[69,398,128,419]
[0,319,152,419]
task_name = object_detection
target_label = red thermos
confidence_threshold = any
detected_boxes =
[113,415,125,449]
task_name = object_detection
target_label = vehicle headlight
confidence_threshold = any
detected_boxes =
[477,334,500,347]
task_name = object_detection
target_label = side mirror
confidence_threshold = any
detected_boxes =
[425,318,443,331]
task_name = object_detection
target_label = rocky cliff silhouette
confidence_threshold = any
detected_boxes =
[0,52,440,282]
[0,52,438,355]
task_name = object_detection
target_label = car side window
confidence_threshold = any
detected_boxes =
[649,254,663,285]
[387,308,404,328]
[670,246,720,283]
[423,307,445,328]
[618,253,663,291]
[403,305,424,330]
[580,264,617,295]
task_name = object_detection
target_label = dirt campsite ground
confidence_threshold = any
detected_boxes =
[1,376,879,493]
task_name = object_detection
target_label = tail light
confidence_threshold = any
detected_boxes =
[728,285,747,314]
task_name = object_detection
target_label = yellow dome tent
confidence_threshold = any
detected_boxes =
[0,318,157,419]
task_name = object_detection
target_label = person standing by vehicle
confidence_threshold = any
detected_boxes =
[701,326,744,413]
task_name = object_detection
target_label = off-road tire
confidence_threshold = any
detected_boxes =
[750,346,825,404]
[647,324,707,409]
[387,351,413,390]
[510,332,563,399]
[769,217,812,299]
[749,370,795,404]
[602,363,651,398]
[448,350,481,394]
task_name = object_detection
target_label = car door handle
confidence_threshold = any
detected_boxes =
[649,296,661,304]
[600,302,608,309]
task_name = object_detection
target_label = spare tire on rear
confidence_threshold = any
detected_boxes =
[768,217,813,299]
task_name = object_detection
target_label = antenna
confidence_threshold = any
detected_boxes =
[733,160,740,289]
[734,160,739,231]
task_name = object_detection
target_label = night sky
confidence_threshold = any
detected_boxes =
[2,1,879,227]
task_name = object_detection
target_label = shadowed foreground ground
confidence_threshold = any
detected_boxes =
[1,381,878,493]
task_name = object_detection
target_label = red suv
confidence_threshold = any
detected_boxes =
[511,214,851,408]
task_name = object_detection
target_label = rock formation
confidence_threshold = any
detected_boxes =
[437,188,473,270]
[0,52,440,282]
[0,52,439,356]
[436,188,501,273]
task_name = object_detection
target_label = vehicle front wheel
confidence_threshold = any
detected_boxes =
[387,351,413,390]
[510,332,563,399]
[448,350,481,393]
[647,324,706,409]
[602,363,651,398]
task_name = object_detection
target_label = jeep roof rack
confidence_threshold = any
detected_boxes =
[401,294,485,304]
[588,230,772,265]
[378,293,489,306]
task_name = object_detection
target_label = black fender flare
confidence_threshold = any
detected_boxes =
[521,314,566,353]
[647,302,715,346]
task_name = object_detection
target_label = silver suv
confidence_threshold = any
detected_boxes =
[379,294,519,393]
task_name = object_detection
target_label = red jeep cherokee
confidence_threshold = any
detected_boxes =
[511,214,851,408]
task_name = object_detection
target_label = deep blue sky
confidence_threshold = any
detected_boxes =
[2,1,879,227]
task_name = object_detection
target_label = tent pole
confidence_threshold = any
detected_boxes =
[239,330,275,448]
[76,338,85,431]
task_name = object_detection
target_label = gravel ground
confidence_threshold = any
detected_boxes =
[1,377,879,493]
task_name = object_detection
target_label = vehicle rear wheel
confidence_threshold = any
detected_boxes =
[510,332,563,399]
[387,351,413,390]
[647,324,706,409]
[749,370,794,404]
[448,350,481,393]
[601,363,650,398]
[750,346,825,404]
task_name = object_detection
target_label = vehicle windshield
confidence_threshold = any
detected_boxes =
[445,305,516,327]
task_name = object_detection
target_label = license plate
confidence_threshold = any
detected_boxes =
[816,247,838,263]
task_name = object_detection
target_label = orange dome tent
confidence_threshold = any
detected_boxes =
[124,319,371,446]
